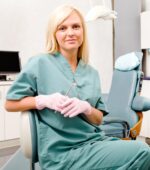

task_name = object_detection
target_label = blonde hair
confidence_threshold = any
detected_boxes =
[45,5,89,63]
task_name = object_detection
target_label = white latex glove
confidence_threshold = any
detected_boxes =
[35,93,67,112]
[60,97,92,118]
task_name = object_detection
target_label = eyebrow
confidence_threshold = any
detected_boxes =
[58,22,82,27]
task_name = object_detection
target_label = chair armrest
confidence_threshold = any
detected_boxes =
[103,117,130,129]
[130,112,143,138]
[20,111,32,159]
[132,95,150,111]
[102,117,130,137]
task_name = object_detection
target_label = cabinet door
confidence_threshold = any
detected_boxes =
[4,85,20,140]
[0,86,5,141]
[140,80,150,137]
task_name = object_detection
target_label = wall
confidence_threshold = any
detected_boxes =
[114,0,141,58]
[142,0,150,11]
[0,0,23,51]
[0,0,113,93]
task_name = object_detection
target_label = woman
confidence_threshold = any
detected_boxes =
[5,5,150,170]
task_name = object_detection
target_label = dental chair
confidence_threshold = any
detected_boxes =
[101,52,150,139]
[20,52,150,170]
[20,110,38,170]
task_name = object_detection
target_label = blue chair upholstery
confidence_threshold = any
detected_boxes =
[101,70,141,138]
[101,52,150,139]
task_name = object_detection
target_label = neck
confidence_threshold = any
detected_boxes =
[60,49,78,72]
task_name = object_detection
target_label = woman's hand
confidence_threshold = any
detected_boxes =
[35,93,67,112]
[35,94,103,125]
[60,97,92,117]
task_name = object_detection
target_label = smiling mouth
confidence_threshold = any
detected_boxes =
[66,40,77,44]
[66,39,76,42]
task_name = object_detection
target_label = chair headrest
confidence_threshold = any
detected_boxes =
[115,52,143,71]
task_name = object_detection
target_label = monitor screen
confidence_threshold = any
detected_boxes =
[0,51,21,73]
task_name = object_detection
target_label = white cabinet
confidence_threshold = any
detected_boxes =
[0,87,5,141]
[140,11,150,49]
[0,81,20,141]
[140,80,150,137]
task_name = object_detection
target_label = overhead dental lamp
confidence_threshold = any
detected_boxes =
[85,0,117,66]
[85,0,117,22]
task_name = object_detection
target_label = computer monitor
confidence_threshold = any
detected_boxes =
[0,51,21,74]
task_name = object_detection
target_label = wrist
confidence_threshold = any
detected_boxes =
[35,95,46,110]
[84,101,92,115]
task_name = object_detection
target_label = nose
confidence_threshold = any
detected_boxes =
[67,27,74,36]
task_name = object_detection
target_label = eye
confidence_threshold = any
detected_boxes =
[58,26,66,31]
[73,24,80,30]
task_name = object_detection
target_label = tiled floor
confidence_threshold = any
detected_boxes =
[0,146,20,168]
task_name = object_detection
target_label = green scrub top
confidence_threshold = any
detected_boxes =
[6,52,109,169]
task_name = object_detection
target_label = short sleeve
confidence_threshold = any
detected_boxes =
[95,71,109,116]
[6,58,37,100]
[95,96,109,116]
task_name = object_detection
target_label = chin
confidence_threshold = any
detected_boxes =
[69,43,80,47]
[67,47,79,51]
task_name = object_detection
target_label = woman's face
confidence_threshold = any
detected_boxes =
[55,11,83,55]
